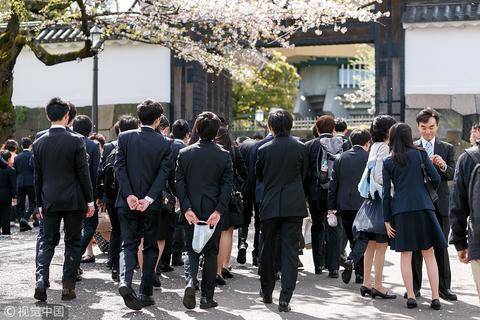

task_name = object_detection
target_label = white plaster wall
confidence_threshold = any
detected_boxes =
[405,24,480,94]
[12,41,171,108]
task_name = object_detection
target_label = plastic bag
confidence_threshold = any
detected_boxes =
[303,216,312,249]
[192,222,217,253]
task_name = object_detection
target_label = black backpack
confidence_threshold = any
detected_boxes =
[100,145,119,200]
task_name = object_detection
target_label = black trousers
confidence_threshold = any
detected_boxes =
[412,212,451,293]
[260,216,302,303]
[160,209,185,266]
[309,200,341,271]
[341,211,364,276]
[184,222,222,299]
[36,210,83,285]
[106,203,121,271]
[0,204,11,235]
[16,186,35,220]
[80,207,99,256]
[118,207,159,296]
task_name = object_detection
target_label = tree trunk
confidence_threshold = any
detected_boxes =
[0,13,24,141]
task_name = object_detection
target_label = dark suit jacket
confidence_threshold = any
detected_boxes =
[246,135,273,201]
[36,126,74,139]
[13,150,34,188]
[96,141,117,203]
[0,167,16,204]
[328,145,368,211]
[175,140,233,221]
[0,157,7,169]
[83,137,101,193]
[114,127,173,210]
[382,148,441,222]
[32,127,93,212]
[415,139,455,217]
[256,136,308,221]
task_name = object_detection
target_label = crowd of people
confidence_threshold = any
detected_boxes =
[1,97,479,312]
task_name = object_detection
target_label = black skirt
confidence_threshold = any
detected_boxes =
[220,210,244,231]
[389,210,448,252]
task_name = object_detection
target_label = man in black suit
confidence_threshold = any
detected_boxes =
[72,115,101,264]
[0,150,16,235]
[412,108,457,301]
[328,129,371,284]
[114,100,173,310]
[33,97,94,302]
[256,110,308,312]
[96,115,139,281]
[14,137,35,231]
[176,112,233,310]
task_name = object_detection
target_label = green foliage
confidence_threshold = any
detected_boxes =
[232,52,299,119]
[15,105,28,124]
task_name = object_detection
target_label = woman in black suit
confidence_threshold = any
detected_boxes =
[215,126,248,285]
[382,123,446,310]
[0,150,16,235]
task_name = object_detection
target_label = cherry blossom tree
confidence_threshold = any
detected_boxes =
[0,0,387,139]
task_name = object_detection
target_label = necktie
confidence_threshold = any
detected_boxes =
[425,141,433,158]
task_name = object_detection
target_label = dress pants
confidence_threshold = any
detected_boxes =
[340,211,364,276]
[118,207,159,296]
[309,200,341,271]
[171,214,185,258]
[160,208,177,266]
[80,206,99,256]
[0,204,11,235]
[16,186,35,220]
[260,216,302,303]
[184,222,222,299]
[36,210,83,285]
[106,203,121,271]
[237,191,256,248]
[412,212,451,293]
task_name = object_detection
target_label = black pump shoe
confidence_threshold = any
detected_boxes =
[372,288,397,299]
[431,299,441,310]
[406,298,418,309]
[360,286,372,297]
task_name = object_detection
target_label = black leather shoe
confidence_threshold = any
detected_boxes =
[403,291,421,299]
[252,256,259,267]
[34,282,47,302]
[215,274,226,286]
[342,260,353,284]
[61,282,76,301]
[119,283,143,311]
[75,274,82,282]
[406,298,418,309]
[328,270,339,278]
[183,279,196,309]
[439,289,457,301]
[200,297,218,309]
[237,244,247,264]
[315,268,323,275]
[139,294,155,307]
[360,286,372,297]
[259,289,272,304]
[19,218,32,231]
[45,280,50,288]
[278,301,291,312]
[355,274,364,284]
[372,288,397,299]
[152,274,161,288]
[112,270,119,282]
[172,254,184,266]
[222,267,234,279]
[431,299,441,310]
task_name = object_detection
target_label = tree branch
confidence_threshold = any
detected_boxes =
[26,39,96,66]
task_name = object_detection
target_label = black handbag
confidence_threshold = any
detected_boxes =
[229,147,244,216]
[418,150,439,203]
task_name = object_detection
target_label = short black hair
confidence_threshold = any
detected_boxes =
[137,99,164,125]
[416,108,440,125]
[268,109,293,137]
[172,119,190,140]
[370,115,397,142]
[195,112,221,141]
[335,118,348,133]
[46,97,70,122]
[118,115,138,133]
[237,136,249,144]
[67,102,77,124]
[21,137,32,149]
[159,115,170,130]
[349,128,371,146]
[4,139,18,153]
[0,150,12,162]
[72,115,93,137]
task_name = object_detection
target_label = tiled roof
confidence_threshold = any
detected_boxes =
[404,1,480,23]
[34,25,86,43]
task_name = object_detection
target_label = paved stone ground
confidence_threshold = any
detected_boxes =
[0,223,479,320]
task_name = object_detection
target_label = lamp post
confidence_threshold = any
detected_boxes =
[90,26,103,133]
